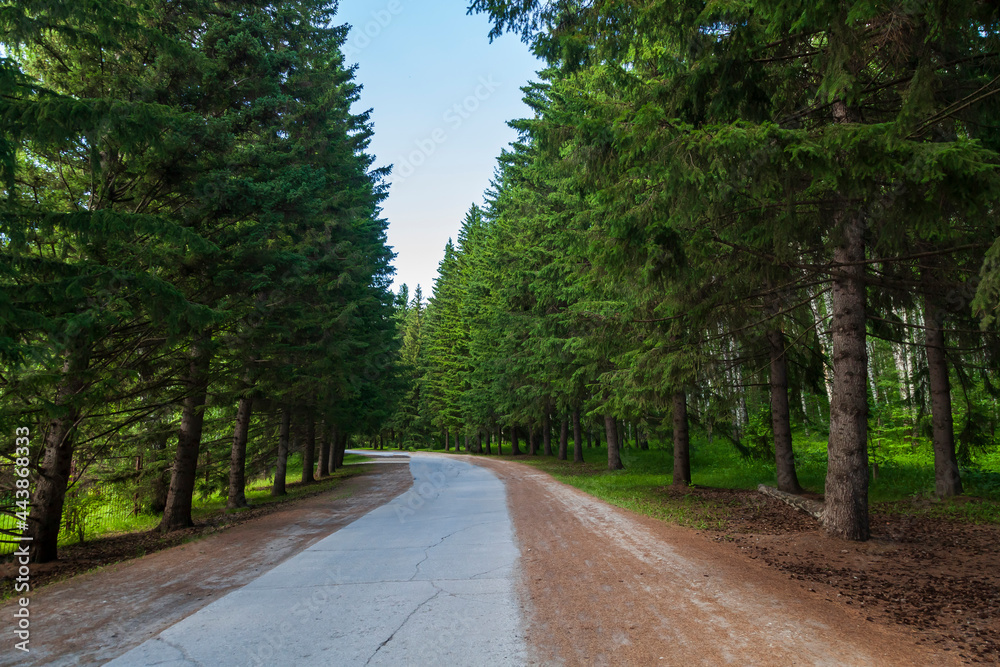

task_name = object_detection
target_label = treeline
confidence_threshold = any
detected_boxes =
[390,0,1000,541]
[0,0,400,562]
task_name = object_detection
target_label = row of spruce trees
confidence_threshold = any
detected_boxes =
[387,0,1000,542]
[0,1,400,562]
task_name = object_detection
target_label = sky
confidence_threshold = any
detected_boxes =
[334,0,542,298]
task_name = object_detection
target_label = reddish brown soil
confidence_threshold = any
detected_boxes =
[0,461,412,666]
[469,456,968,667]
[678,486,1000,664]
[0,466,368,599]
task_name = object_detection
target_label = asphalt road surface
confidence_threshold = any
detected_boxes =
[107,455,526,666]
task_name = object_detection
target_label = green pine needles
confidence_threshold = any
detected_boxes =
[389,0,1000,542]
[0,0,399,561]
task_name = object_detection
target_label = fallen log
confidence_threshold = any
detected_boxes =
[757,484,824,520]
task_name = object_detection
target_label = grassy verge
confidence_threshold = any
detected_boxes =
[0,455,383,599]
[45,453,373,550]
[443,432,1000,529]
[190,456,367,518]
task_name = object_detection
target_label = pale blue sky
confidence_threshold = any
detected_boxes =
[335,0,541,297]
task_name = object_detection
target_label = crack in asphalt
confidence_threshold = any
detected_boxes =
[102,456,527,666]
[157,636,203,667]
[470,562,513,579]
[363,587,443,665]
[407,524,471,581]
[408,548,433,581]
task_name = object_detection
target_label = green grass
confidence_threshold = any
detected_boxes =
[190,455,363,516]
[76,513,161,536]
[33,435,994,554]
[454,431,1000,528]
[3,453,372,552]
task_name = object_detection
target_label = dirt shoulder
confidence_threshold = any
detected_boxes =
[467,456,963,667]
[0,460,413,666]
[2,465,372,600]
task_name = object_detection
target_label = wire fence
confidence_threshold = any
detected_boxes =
[0,484,143,557]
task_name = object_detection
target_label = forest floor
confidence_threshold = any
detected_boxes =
[471,455,998,665]
[0,460,413,665]
[680,487,1000,664]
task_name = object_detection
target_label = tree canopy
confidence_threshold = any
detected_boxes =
[1,0,400,561]
[390,0,1000,542]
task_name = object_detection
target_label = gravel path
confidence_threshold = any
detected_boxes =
[468,455,960,667]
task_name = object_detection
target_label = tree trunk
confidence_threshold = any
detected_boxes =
[542,412,552,456]
[318,422,331,478]
[333,426,342,469]
[924,298,962,497]
[604,414,624,470]
[335,431,348,468]
[768,326,802,494]
[272,408,291,496]
[867,340,882,409]
[572,408,584,463]
[444,428,450,452]
[226,395,253,510]
[28,346,89,563]
[301,413,316,485]
[511,425,523,455]
[672,391,691,487]
[808,293,835,406]
[824,201,870,541]
[558,416,568,460]
[758,484,824,520]
[151,462,170,514]
[495,425,502,455]
[528,427,537,456]
[484,430,492,455]
[455,432,460,452]
[160,347,211,533]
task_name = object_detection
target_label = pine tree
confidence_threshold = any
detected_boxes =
[1,0,401,555]
[472,0,1000,538]
[1,0,220,559]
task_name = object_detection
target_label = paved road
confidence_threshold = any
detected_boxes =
[108,455,526,666]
